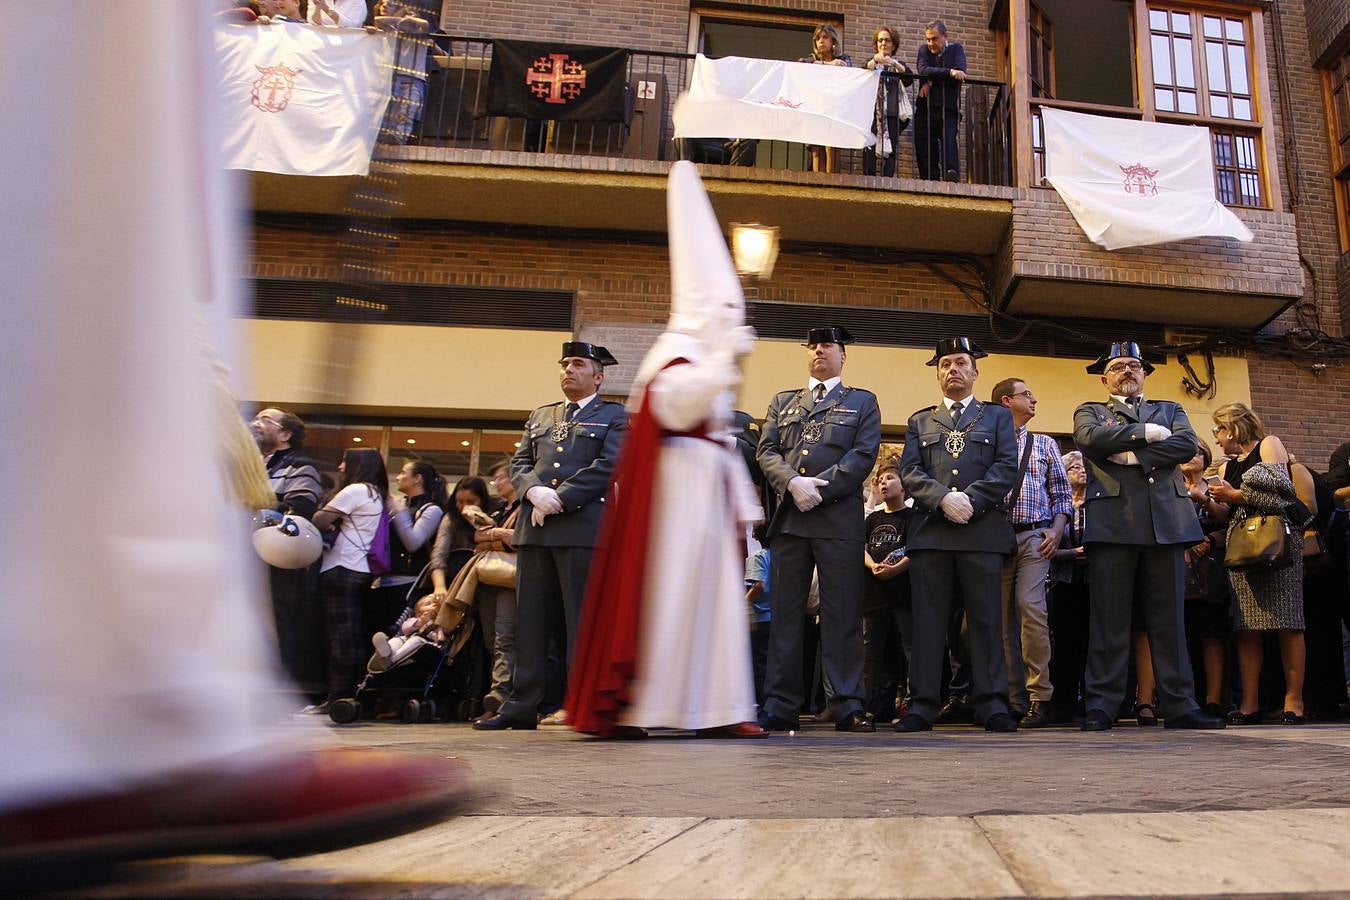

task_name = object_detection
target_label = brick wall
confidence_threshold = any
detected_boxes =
[1306,0,1350,64]
[1245,353,1350,469]
[437,0,1003,78]
[994,190,1304,303]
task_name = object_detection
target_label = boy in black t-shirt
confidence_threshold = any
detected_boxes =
[863,461,914,721]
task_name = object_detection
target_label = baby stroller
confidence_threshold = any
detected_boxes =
[328,550,476,724]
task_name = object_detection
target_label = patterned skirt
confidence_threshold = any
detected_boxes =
[1229,531,1305,631]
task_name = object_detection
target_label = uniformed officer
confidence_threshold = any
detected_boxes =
[897,337,1019,733]
[756,326,882,733]
[475,342,627,731]
[1072,341,1224,731]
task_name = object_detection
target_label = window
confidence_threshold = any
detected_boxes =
[1029,3,1054,99]
[1325,45,1350,249]
[1146,5,1264,206]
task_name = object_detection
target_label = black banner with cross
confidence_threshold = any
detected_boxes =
[487,40,630,122]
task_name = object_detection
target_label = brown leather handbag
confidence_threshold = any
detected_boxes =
[1224,513,1293,570]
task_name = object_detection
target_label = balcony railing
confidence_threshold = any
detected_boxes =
[405,36,1012,187]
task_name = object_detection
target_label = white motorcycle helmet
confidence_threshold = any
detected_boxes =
[252,514,324,569]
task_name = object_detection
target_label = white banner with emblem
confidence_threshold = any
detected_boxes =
[215,23,394,176]
[673,54,878,149]
[1042,107,1254,251]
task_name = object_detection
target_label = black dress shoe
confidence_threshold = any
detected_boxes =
[935,695,974,724]
[835,711,876,733]
[894,713,932,733]
[756,712,799,732]
[984,712,1018,733]
[1164,709,1226,729]
[472,713,537,731]
[1081,710,1112,732]
[1020,700,1063,728]
[1226,709,1263,726]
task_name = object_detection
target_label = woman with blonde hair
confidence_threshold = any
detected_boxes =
[1207,402,1311,725]
[799,24,852,173]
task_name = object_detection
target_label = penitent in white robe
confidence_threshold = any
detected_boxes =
[619,351,762,730]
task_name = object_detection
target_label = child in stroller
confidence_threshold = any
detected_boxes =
[369,594,445,673]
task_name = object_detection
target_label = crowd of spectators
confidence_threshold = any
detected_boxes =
[251,348,1350,731]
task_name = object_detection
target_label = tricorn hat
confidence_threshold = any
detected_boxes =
[925,336,988,366]
[1085,341,1154,375]
[802,326,856,347]
[560,341,618,367]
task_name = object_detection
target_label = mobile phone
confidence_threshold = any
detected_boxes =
[1204,474,1223,484]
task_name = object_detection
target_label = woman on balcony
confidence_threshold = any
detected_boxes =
[863,26,914,178]
[798,24,851,174]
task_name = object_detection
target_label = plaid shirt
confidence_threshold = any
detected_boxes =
[1005,428,1073,525]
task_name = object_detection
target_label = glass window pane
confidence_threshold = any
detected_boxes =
[1236,135,1257,168]
[1240,172,1260,205]
[1227,45,1249,94]
[1155,87,1175,111]
[1203,16,1222,39]
[1210,94,1229,118]
[1213,132,1233,166]
[1172,11,1191,34]
[303,424,385,488]
[1152,34,1174,84]
[1225,18,1245,42]
[1178,91,1197,114]
[388,427,476,482]
[1032,112,1043,145]
[1232,97,1252,120]
[1174,38,1194,88]
[1206,42,1228,92]
[1150,9,1170,31]
[1216,170,1236,205]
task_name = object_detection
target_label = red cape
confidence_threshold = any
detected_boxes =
[565,362,684,735]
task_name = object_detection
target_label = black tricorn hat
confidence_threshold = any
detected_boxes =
[560,341,618,367]
[802,326,856,346]
[1085,341,1155,375]
[925,336,988,366]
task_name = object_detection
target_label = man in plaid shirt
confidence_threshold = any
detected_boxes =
[993,378,1073,727]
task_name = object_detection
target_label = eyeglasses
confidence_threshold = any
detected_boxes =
[1009,390,1036,400]
[251,415,283,429]
[1065,463,1085,471]
[1211,425,1229,437]
[1104,361,1145,374]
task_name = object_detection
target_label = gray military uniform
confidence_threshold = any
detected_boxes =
[1073,396,1204,720]
[900,398,1018,724]
[500,396,626,721]
[757,383,882,721]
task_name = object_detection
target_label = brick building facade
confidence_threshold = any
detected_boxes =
[246,0,1350,474]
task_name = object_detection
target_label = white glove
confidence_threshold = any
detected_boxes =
[1143,424,1172,443]
[939,491,974,524]
[1108,451,1139,466]
[787,476,829,512]
[526,485,563,518]
[531,506,549,528]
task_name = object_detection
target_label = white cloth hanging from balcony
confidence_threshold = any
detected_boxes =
[673,54,878,149]
[215,22,394,176]
[1042,107,1254,251]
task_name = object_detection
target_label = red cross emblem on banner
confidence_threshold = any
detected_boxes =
[1119,162,1159,197]
[251,62,302,113]
[525,53,587,104]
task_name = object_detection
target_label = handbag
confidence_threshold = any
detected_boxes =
[476,550,517,587]
[896,84,913,123]
[1224,513,1293,570]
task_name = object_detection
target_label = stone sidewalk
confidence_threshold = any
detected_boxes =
[61,720,1350,898]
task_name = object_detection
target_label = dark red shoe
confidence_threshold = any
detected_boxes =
[0,748,476,892]
[696,722,768,739]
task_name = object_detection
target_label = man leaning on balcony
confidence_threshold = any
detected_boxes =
[913,20,966,182]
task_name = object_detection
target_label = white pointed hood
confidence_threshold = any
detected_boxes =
[632,161,745,394]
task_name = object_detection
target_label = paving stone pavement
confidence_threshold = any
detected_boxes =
[53,720,1350,898]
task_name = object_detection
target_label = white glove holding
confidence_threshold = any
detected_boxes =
[1143,424,1172,443]
[1108,451,1140,466]
[787,476,829,512]
[939,491,974,524]
[526,485,563,524]
[726,325,757,359]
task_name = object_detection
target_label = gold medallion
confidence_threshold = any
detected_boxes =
[549,422,571,442]
[802,421,824,444]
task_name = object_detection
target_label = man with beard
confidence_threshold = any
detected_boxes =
[1072,342,1224,731]
[251,407,325,697]
[897,338,1018,733]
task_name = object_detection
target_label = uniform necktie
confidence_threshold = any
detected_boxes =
[564,401,579,421]
[813,384,826,404]
[950,401,965,426]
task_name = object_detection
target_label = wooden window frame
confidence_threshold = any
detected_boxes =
[1323,42,1350,251]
